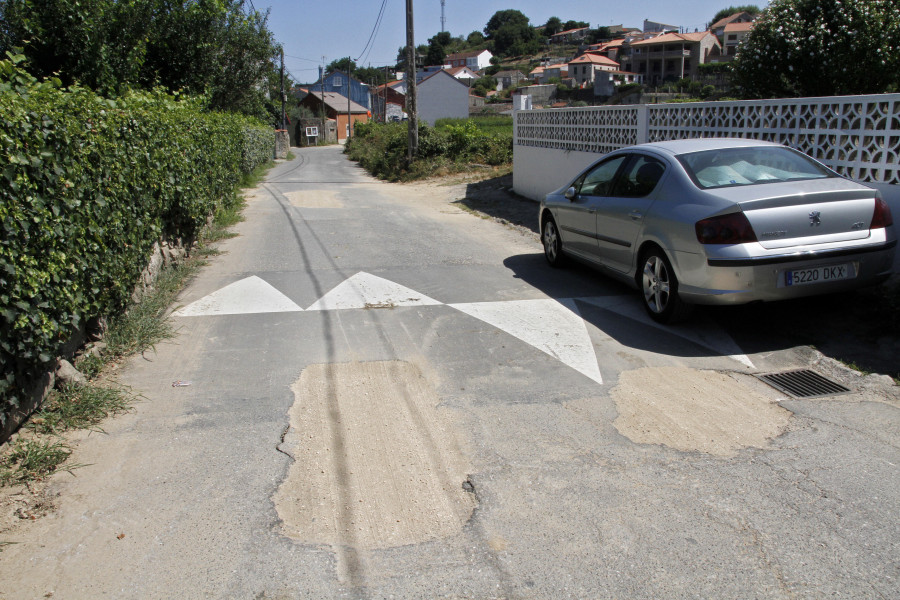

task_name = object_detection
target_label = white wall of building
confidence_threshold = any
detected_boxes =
[418,71,470,126]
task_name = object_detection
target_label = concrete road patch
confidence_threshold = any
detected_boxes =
[612,367,792,456]
[274,361,474,550]
[284,190,343,208]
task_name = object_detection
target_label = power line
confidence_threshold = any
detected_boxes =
[284,53,322,63]
[355,0,389,64]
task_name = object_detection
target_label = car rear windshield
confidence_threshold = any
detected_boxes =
[677,146,836,190]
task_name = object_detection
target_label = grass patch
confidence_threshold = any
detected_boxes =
[28,384,133,436]
[104,261,199,359]
[0,439,77,485]
[239,159,275,189]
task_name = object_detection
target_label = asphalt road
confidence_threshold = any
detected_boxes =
[1,147,898,599]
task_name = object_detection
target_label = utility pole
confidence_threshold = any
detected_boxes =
[280,47,286,130]
[320,58,326,145]
[347,57,352,141]
[405,0,418,161]
[440,0,446,32]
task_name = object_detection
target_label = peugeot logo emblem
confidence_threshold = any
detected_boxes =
[809,210,821,226]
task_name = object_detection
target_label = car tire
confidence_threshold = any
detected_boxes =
[639,249,692,324]
[542,217,566,267]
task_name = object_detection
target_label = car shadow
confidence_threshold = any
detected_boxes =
[504,252,899,378]
[504,253,753,362]
[457,174,899,379]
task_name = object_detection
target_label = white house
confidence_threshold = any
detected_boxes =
[446,49,493,71]
[417,70,470,125]
[445,66,480,83]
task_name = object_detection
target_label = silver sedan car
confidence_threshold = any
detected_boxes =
[539,138,896,323]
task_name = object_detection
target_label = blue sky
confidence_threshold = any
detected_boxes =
[264,1,764,83]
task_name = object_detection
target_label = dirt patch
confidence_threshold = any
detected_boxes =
[274,361,474,550]
[284,190,343,208]
[612,367,792,457]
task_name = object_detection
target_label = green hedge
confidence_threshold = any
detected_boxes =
[345,120,512,181]
[0,55,274,425]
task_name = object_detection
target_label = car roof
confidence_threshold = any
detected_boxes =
[629,138,782,156]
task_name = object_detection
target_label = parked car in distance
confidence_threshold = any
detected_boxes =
[539,138,896,323]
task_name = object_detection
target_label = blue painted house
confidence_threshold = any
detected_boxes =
[308,70,371,111]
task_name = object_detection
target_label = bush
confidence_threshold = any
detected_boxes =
[345,119,512,181]
[0,55,274,426]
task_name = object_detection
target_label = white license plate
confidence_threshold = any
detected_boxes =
[784,263,856,287]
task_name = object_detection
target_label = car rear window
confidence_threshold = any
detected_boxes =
[677,147,836,190]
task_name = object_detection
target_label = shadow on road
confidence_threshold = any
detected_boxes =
[455,174,539,234]
[454,172,899,379]
[503,251,899,378]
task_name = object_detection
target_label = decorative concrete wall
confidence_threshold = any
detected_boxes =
[513,94,900,201]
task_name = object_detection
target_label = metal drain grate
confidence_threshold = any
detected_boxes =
[756,369,851,399]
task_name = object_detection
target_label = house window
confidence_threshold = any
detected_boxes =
[727,34,737,41]
[333,75,343,86]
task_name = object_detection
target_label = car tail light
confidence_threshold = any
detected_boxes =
[695,212,758,244]
[871,194,893,229]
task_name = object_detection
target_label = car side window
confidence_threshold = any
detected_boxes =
[577,155,628,197]
[612,155,666,198]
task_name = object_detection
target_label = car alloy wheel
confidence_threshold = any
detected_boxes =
[640,250,691,323]
[542,218,564,267]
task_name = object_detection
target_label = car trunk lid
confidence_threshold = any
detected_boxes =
[709,178,877,250]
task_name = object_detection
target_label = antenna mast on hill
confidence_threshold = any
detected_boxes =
[440,0,446,32]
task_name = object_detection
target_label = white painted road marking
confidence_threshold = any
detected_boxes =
[174,272,754,378]
[305,272,442,311]
[577,296,754,369]
[173,276,303,317]
[450,299,604,385]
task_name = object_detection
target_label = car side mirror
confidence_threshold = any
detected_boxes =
[565,186,576,201]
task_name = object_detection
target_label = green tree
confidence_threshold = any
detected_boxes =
[0,0,151,93]
[543,17,562,37]
[471,76,497,97]
[355,66,388,86]
[484,9,540,57]
[484,9,531,38]
[0,0,279,118]
[588,26,612,44]
[425,42,446,66]
[562,20,589,31]
[395,44,427,72]
[424,31,452,66]
[711,5,761,25]
[731,0,900,98]
[466,31,485,45]
[326,57,357,74]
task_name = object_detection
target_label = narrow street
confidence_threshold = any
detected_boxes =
[1,146,897,599]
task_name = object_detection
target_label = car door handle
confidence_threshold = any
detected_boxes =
[628,211,643,221]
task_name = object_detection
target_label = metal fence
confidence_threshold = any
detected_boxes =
[514,94,900,185]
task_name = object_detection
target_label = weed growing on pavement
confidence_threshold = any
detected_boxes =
[28,384,133,436]
[0,439,76,485]
[104,262,198,359]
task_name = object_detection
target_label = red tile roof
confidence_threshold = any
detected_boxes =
[569,53,620,67]
[724,22,754,33]
[630,31,712,46]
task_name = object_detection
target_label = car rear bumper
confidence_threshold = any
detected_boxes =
[674,240,896,305]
